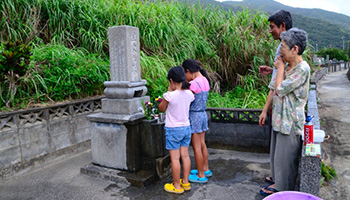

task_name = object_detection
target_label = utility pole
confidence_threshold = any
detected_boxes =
[341,36,345,50]
[316,43,318,52]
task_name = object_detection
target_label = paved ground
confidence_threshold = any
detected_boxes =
[317,70,350,200]
[0,148,272,200]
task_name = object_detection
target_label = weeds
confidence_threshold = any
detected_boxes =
[0,41,32,108]
[0,0,306,110]
[0,44,110,110]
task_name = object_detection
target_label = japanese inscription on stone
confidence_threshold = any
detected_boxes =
[108,26,141,82]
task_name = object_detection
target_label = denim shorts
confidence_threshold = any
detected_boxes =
[189,111,208,133]
[165,126,191,150]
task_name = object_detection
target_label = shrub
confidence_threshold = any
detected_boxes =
[0,40,32,108]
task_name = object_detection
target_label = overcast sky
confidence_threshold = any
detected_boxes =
[215,0,350,17]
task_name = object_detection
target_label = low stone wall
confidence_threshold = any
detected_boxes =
[0,97,103,178]
[206,108,270,153]
[320,61,349,74]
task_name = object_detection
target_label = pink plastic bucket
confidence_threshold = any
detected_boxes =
[263,191,323,200]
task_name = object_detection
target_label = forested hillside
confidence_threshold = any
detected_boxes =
[178,0,350,49]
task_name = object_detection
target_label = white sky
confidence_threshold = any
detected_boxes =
[215,0,350,17]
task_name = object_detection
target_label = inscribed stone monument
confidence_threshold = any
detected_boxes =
[87,25,149,171]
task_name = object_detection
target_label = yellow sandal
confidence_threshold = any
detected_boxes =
[180,179,191,191]
[164,183,184,194]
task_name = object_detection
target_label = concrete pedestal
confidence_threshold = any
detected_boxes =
[88,113,144,172]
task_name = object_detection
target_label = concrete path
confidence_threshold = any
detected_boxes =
[317,70,350,200]
[0,148,271,200]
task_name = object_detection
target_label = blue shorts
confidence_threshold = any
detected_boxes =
[165,126,191,150]
[189,111,208,133]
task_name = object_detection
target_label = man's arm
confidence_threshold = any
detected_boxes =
[259,65,274,75]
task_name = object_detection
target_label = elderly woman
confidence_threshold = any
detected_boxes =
[260,28,310,196]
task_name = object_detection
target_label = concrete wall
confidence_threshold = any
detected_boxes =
[206,108,270,153]
[0,97,103,178]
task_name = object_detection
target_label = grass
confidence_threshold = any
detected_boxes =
[1,0,300,111]
[0,44,110,110]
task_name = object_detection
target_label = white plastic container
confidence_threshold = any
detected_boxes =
[302,129,325,143]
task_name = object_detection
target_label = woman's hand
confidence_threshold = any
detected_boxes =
[259,111,267,127]
[274,55,284,71]
[274,55,285,92]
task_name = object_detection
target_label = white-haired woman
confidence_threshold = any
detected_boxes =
[260,28,310,196]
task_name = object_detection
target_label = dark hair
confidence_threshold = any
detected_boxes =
[280,28,308,55]
[167,66,190,89]
[182,59,211,86]
[268,10,293,30]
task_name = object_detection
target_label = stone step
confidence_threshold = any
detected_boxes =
[81,163,159,188]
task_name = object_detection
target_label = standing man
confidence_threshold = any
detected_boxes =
[258,10,293,196]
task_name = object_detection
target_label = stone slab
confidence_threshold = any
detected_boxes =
[90,122,128,170]
[80,163,158,188]
[108,25,141,82]
[155,154,171,180]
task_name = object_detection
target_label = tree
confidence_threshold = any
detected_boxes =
[316,48,349,62]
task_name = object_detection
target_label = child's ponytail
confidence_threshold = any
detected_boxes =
[200,68,211,87]
[182,59,211,86]
[182,80,190,89]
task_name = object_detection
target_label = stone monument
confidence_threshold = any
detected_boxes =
[87,25,149,172]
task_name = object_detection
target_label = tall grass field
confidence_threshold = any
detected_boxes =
[0,0,296,111]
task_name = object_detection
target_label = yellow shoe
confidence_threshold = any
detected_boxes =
[180,179,191,191]
[164,183,184,194]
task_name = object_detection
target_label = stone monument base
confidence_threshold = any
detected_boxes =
[80,163,156,188]
[81,154,171,188]
[88,113,145,172]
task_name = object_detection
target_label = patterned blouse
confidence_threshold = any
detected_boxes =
[268,61,310,135]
